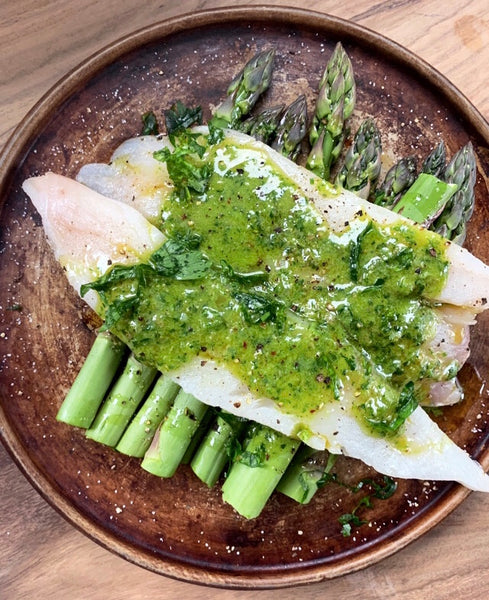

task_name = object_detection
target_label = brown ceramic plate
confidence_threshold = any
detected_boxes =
[1,6,489,589]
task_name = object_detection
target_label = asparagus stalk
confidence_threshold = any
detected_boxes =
[181,408,215,464]
[336,118,382,199]
[238,104,284,143]
[306,42,356,180]
[421,140,446,177]
[221,423,300,519]
[431,142,477,244]
[211,49,275,128]
[140,390,209,478]
[277,446,337,504]
[191,411,247,487]
[271,94,308,160]
[374,156,417,208]
[115,375,179,457]
[393,173,457,224]
[85,354,157,447]
[56,331,127,428]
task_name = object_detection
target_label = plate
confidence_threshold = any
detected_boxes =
[1,6,489,589]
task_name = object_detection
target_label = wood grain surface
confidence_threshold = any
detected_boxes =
[1,1,489,598]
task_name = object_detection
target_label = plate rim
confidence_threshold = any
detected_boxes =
[0,4,487,589]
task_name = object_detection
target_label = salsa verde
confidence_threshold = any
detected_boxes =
[87,133,452,437]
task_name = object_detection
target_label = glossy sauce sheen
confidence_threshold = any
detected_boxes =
[100,135,450,437]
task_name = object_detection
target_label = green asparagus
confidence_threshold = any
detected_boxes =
[277,446,337,504]
[191,411,247,487]
[116,375,179,457]
[431,142,477,244]
[336,118,382,199]
[393,173,457,224]
[238,104,284,143]
[306,42,356,180]
[55,49,482,524]
[221,423,300,519]
[211,49,275,128]
[141,390,209,478]
[271,94,308,160]
[181,408,215,464]
[85,354,157,447]
[56,331,126,428]
[374,156,417,208]
[421,140,447,177]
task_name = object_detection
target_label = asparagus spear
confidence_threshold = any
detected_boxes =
[85,354,157,447]
[221,423,300,519]
[238,104,284,143]
[191,411,247,487]
[374,156,417,208]
[431,142,477,244]
[306,42,356,180]
[393,173,457,224]
[181,408,215,464]
[211,48,275,128]
[421,140,446,177]
[115,375,179,457]
[336,118,382,199]
[56,331,127,428]
[277,446,337,504]
[141,390,209,478]
[271,94,308,160]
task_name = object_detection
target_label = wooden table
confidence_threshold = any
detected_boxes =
[1,1,489,598]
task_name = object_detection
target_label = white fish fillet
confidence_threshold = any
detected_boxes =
[22,129,489,492]
[77,135,173,224]
[23,172,165,311]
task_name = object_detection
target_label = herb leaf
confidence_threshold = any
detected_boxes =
[362,380,418,435]
[237,443,267,468]
[349,220,373,282]
[153,144,211,199]
[234,291,283,326]
[220,260,269,285]
[149,232,211,280]
[80,264,152,330]
[164,101,202,135]
[141,111,159,135]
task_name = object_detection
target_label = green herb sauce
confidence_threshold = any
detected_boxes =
[87,134,452,437]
